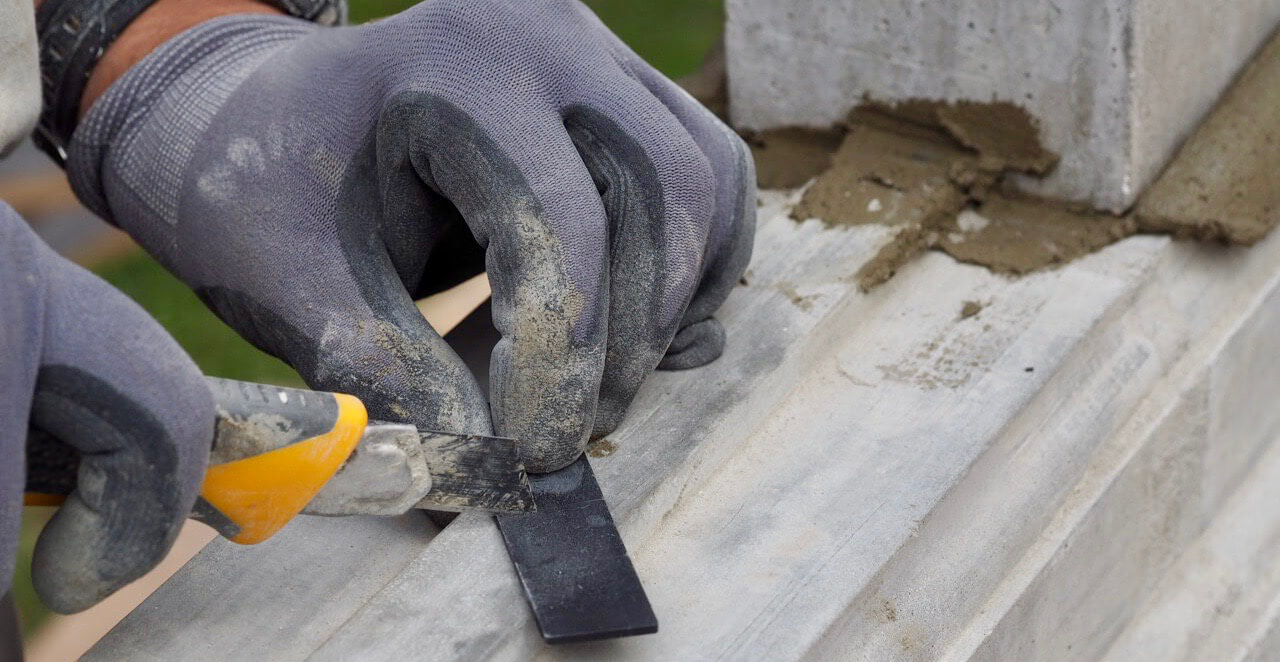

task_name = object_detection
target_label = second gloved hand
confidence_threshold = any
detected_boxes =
[0,203,212,613]
[67,0,755,472]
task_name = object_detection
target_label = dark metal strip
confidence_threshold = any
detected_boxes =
[497,456,658,643]
[443,300,658,643]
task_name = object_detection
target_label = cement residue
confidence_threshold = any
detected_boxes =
[211,409,298,464]
[586,438,617,458]
[939,195,1137,275]
[959,301,983,319]
[793,122,972,229]
[744,127,846,189]
[776,37,1280,290]
[854,224,932,290]
[934,102,1059,175]
[781,99,1151,290]
[693,30,1276,273]
[1134,26,1280,244]
[775,281,816,311]
[876,334,985,390]
[586,435,616,455]
[849,99,1057,175]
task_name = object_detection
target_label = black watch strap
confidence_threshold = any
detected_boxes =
[34,0,346,166]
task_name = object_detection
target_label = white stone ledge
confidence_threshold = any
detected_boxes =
[1100,432,1280,662]
[88,192,1280,659]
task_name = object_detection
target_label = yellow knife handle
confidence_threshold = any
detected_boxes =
[24,377,369,545]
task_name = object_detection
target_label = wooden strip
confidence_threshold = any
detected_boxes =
[0,172,79,221]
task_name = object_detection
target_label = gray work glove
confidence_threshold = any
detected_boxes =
[67,0,755,472]
[0,203,213,613]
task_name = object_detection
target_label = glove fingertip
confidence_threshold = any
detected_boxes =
[658,318,726,371]
[31,492,184,614]
[520,436,588,474]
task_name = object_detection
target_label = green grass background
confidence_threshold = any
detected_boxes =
[14,0,722,638]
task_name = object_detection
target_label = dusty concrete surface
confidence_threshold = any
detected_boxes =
[1135,28,1280,244]
[86,185,1280,662]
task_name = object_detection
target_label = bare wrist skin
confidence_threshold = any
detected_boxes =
[57,0,284,116]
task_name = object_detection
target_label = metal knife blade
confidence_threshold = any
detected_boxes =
[305,423,535,516]
[415,431,537,513]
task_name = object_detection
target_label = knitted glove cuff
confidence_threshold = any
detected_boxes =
[65,15,313,230]
[34,0,344,165]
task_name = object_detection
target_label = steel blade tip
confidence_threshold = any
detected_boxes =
[416,432,537,514]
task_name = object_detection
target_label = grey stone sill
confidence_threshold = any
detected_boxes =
[88,190,1280,660]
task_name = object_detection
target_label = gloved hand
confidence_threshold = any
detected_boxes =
[0,203,213,613]
[66,0,755,472]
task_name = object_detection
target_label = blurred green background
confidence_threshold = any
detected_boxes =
[13,0,723,639]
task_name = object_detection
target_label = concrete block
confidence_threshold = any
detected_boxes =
[725,0,1280,211]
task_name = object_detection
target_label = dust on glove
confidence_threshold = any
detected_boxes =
[68,0,755,472]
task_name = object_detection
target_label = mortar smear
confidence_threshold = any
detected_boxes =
[744,127,846,189]
[776,29,1280,290]
[939,195,1137,275]
[791,124,971,228]
[1135,27,1280,244]
[935,101,1059,175]
[785,99,1152,290]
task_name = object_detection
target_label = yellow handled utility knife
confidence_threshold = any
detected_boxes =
[24,377,535,545]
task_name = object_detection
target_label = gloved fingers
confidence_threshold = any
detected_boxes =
[370,136,486,299]
[302,304,492,439]
[0,207,47,602]
[606,43,758,370]
[406,95,610,472]
[193,253,492,439]
[563,80,716,438]
[661,317,728,370]
[26,246,212,614]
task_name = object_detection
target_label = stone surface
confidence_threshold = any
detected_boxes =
[90,512,435,659]
[725,0,1280,211]
[86,187,1280,660]
[1101,435,1280,662]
